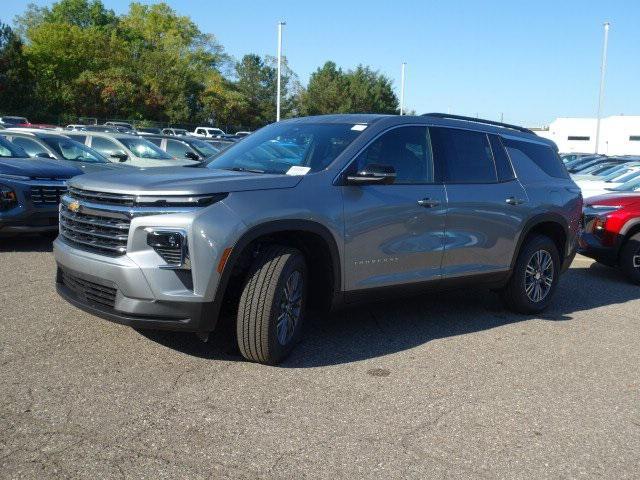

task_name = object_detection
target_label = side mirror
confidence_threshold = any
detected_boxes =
[110,151,128,162]
[36,152,52,159]
[184,151,200,160]
[346,164,396,185]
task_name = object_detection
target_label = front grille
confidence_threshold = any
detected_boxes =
[59,203,130,256]
[60,269,117,308]
[31,185,67,205]
[68,186,136,206]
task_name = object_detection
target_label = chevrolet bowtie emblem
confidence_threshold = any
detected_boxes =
[68,200,81,213]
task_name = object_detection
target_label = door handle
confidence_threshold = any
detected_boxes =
[417,198,440,208]
[505,196,525,206]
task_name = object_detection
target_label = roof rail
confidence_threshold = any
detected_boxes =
[421,113,534,135]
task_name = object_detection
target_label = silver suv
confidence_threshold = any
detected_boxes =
[54,114,582,364]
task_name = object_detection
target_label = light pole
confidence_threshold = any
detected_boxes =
[400,62,406,115]
[276,21,286,122]
[595,21,610,154]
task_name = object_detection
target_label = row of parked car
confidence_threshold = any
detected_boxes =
[561,152,640,283]
[0,120,248,235]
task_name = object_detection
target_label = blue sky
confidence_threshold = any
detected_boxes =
[4,0,639,126]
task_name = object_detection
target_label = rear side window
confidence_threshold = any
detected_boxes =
[502,138,568,179]
[430,127,497,183]
[489,135,515,182]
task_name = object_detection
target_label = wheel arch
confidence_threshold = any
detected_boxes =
[510,213,570,270]
[205,220,342,331]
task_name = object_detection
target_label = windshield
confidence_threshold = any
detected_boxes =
[41,136,108,163]
[119,137,174,160]
[594,164,627,177]
[611,177,640,192]
[188,139,219,157]
[610,170,640,184]
[205,123,364,174]
[0,136,29,157]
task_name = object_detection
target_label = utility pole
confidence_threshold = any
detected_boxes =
[400,62,406,115]
[595,22,610,154]
[276,21,286,122]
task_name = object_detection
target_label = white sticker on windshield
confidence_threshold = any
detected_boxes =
[286,166,311,176]
[351,124,367,131]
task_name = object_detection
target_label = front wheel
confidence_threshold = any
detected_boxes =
[236,245,307,365]
[620,233,640,284]
[501,235,560,314]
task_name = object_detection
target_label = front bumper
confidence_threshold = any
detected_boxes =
[0,202,59,235]
[54,238,215,332]
[56,266,208,331]
[0,179,67,235]
[578,231,620,266]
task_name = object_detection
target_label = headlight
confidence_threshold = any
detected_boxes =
[0,186,18,211]
[583,205,622,233]
[145,228,190,269]
[583,204,622,216]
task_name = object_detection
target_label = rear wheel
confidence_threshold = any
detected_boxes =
[620,233,640,284]
[236,245,307,365]
[501,235,560,314]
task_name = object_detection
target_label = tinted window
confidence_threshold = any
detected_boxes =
[489,135,515,182]
[11,137,44,157]
[90,137,120,156]
[147,138,162,147]
[40,136,107,163]
[354,126,432,184]
[166,139,190,158]
[502,138,569,179]
[430,127,496,183]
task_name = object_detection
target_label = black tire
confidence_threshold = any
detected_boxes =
[501,235,560,314]
[620,233,640,284]
[236,245,307,365]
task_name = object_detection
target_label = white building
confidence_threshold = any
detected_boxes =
[532,115,640,156]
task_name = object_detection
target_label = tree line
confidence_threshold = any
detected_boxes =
[0,0,400,131]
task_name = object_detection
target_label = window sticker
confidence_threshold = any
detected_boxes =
[351,124,367,131]
[286,166,312,176]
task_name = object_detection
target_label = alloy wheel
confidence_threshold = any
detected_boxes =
[276,270,303,345]
[524,249,554,303]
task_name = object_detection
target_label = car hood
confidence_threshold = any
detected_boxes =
[58,159,137,173]
[68,166,305,195]
[0,158,83,179]
[585,192,640,207]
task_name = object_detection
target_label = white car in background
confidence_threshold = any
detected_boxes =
[577,167,640,198]
[193,126,226,138]
[65,131,199,168]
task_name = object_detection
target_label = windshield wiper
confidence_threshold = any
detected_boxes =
[226,167,267,174]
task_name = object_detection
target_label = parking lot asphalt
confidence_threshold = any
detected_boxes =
[1,236,639,479]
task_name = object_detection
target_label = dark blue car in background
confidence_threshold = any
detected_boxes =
[0,137,82,236]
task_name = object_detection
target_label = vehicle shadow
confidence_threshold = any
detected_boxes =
[139,260,639,368]
[0,234,54,252]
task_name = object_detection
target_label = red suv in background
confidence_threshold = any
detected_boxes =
[580,192,640,283]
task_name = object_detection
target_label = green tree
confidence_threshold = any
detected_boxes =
[0,22,35,115]
[298,61,348,115]
[299,62,398,115]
